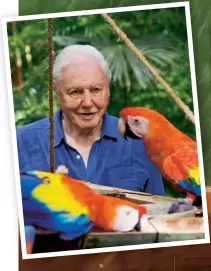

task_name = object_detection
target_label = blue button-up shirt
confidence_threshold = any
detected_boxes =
[16,110,165,195]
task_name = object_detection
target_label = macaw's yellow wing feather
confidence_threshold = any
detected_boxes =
[31,171,98,221]
[188,167,200,185]
[32,176,90,217]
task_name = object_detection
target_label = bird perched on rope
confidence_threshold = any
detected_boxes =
[118,107,201,213]
[20,170,148,247]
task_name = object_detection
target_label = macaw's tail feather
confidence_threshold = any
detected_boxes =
[178,180,201,197]
[25,225,36,254]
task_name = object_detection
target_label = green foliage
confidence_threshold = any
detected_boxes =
[9,8,195,139]
[190,0,211,186]
[163,180,185,199]
[19,0,188,16]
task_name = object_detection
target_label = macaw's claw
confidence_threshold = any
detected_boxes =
[168,198,192,214]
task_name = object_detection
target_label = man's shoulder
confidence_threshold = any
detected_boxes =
[16,117,49,137]
[16,117,51,170]
[106,114,119,122]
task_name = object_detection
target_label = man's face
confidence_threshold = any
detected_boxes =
[55,60,110,130]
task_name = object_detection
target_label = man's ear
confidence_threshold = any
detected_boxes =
[108,87,110,98]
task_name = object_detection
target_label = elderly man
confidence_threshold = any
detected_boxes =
[17,45,165,195]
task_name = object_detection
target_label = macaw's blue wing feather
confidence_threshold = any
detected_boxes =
[24,204,94,240]
[23,199,53,225]
[24,225,36,254]
[178,180,201,197]
[20,173,41,198]
[21,174,94,240]
[58,214,94,240]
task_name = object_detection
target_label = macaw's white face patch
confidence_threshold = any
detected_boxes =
[127,115,149,138]
[112,205,139,232]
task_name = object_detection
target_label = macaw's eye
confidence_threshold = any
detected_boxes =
[126,211,131,216]
[133,118,139,125]
[41,177,50,184]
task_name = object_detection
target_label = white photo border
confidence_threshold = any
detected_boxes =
[2,1,210,260]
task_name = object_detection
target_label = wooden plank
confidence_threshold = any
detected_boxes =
[175,256,211,271]
[33,215,204,250]
[19,244,175,271]
[86,217,205,248]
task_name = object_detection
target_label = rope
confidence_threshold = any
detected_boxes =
[47,19,54,173]
[101,13,195,125]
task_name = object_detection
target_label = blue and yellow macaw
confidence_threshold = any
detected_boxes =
[20,170,147,244]
[21,171,97,240]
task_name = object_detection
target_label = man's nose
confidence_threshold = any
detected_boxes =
[82,90,93,107]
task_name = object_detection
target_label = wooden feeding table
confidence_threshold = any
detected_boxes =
[32,184,204,253]
[86,216,204,248]
[86,202,204,249]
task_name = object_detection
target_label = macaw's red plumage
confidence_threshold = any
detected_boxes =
[118,107,201,204]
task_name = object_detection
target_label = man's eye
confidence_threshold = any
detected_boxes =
[69,90,81,95]
[91,88,102,94]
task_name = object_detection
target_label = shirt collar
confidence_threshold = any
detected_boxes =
[101,112,122,140]
[53,109,122,147]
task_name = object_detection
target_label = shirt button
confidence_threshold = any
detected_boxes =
[76,155,81,159]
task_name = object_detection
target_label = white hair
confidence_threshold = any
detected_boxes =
[53,45,111,83]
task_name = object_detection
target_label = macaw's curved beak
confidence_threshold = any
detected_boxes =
[118,117,140,140]
[134,220,141,231]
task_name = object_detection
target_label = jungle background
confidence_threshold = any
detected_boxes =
[7,7,198,196]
